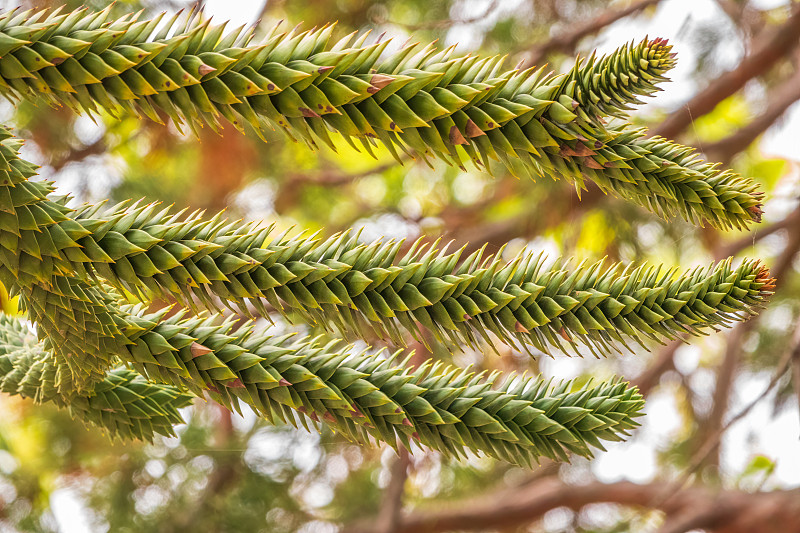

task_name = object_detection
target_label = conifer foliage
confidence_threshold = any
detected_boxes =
[0,6,775,466]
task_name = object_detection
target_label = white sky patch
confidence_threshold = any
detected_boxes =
[50,487,93,533]
[721,374,800,487]
[593,389,681,483]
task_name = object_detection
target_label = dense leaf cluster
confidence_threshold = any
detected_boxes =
[0,6,775,466]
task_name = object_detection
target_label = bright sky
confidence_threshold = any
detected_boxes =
[35,0,800,531]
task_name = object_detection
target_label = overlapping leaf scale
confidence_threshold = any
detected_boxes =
[0,314,193,440]
[18,276,146,392]
[0,7,762,229]
[66,296,642,466]
[559,37,675,119]
[55,200,774,357]
[0,8,775,461]
[574,127,764,229]
[1,259,646,464]
[0,129,76,288]
[0,128,134,391]
[0,124,775,360]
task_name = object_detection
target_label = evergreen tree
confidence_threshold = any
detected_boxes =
[0,6,775,467]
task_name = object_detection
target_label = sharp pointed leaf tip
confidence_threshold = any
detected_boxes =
[369,74,394,90]
[299,107,320,118]
[190,342,213,357]
[748,204,763,223]
[465,119,485,137]
[198,64,216,76]
[449,125,467,145]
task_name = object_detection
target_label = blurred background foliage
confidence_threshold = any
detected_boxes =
[0,0,799,532]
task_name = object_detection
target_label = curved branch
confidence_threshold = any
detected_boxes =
[391,478,800,533]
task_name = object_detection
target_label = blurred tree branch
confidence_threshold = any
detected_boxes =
[374,449,411,533]
[713,0,766,38]
[715,204,800,260]
[49,138,107,171]
[388,477,800,532]
[654,316,800,517]
[274,161,400,213]
[700,68,800,164]
[448,182,607,255]
[521,0,662,68]
[632,339,682,397]
[696,220,800,468]
[377,1,500,30]
[653,4,800,139]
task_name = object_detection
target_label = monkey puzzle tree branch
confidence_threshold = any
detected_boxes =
[0,119,774,366]
[0,299,647,466]
[0,6,779,465]
[630,205,800,397]
[55,200,783,359]
[0,315,193,440]
[0,7,764,229]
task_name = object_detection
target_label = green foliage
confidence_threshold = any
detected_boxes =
[0,315,193,440]
[0,305,645,465]
[0,6,763,229]
[0,6,777,468]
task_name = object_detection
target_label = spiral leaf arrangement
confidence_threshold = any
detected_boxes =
[0,6,775,466]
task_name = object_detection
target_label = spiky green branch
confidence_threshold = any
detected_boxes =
[0,308,644,465]
[0,121,775,388]
[63,205,777,357]
[0,6,763,229]
[0,315,193,440]
[0,126,657,463]
[0,6,777,464]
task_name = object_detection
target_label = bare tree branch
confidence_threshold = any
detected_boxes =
[701,69,800,164]
[522,0,662,68]
[374,449,411,533]
[649,316,800,519]
[631,339,682,396]
[696,219,800,467]
[375,1,500,30]
[448,182,607,255]
[657,503,734,533]
[793,343,800,431]
[49,138,107,171]
[713,0,766,38]
[715,204,800,260]
[392,477,800,533]
[700,323,750,469]
[653,4,800,139]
